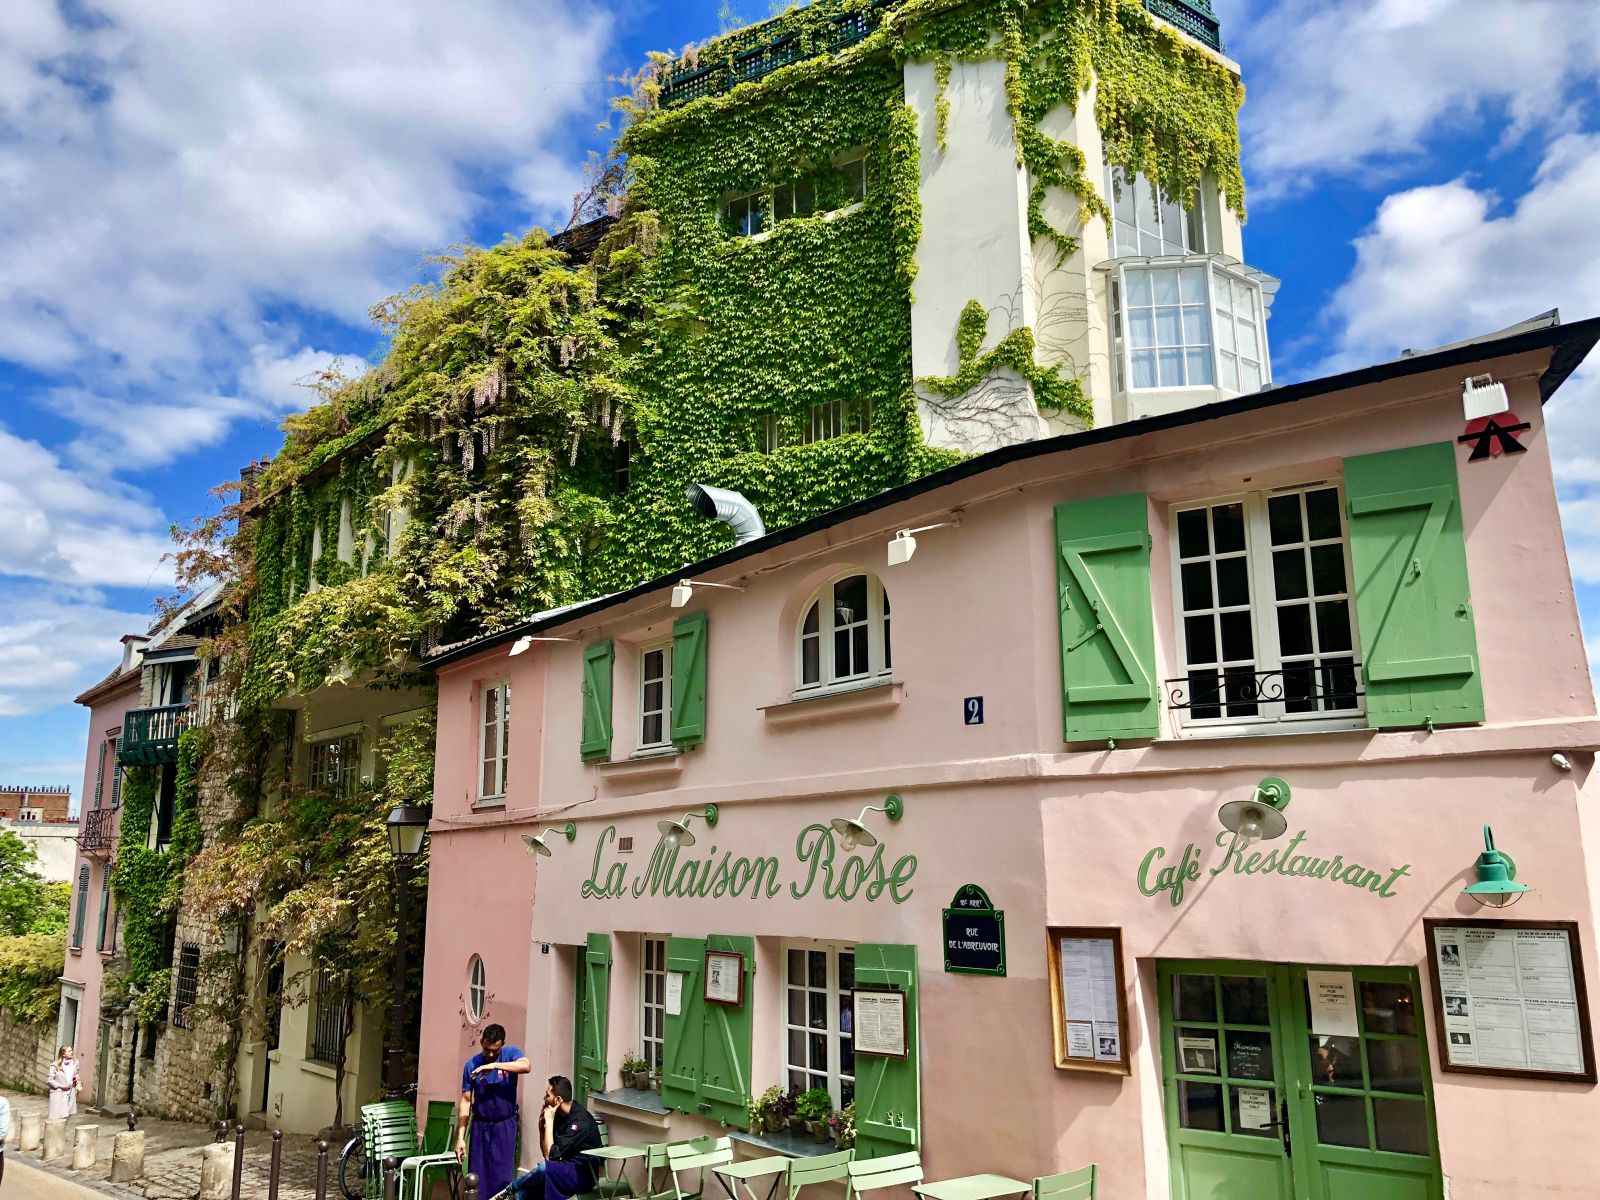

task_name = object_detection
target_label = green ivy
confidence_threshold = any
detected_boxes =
[920,299,1089,418]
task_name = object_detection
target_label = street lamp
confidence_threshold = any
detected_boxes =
[384,801,431,1094]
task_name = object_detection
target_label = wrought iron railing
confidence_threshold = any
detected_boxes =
[1166,663,1363,719]
[1143,0,1222,50]
[76,806,118,856]
[118,705,188,766]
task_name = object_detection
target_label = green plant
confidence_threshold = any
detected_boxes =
[0,932,68,1024]
[621,1049,650,1074]
[795,1087,834,1123]
[828,1100,856,1147]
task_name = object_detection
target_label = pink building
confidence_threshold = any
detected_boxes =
[417,316,1600,1200]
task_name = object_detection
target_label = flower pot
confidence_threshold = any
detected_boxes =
[810,1121,830,1143]
[631,1070,652,1090]
[787,1115,806,1133]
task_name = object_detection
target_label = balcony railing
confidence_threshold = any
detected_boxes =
[1144,0,1222,51]
[118,705,188,766]
[76,807,118,856]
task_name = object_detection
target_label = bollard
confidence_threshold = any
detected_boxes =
[214,1120,228,1144]
[127,1112,138,1131]
[42,1118,70,1161]
[315,1140,330,1200]
[463,1173,480,1200]
[18,1112,43,1152]
[384,1156,400,1200]
[111,1129,147,1183]
[201,1141,237,1200]
[268,1129,283,1200]
[230,1125,247,1200]
[72,1125,101,1170]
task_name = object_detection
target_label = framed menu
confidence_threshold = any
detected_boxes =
[1047,926,1131,1075]
[854,988,909,1058]
[1424,919,1596,1083]
[703,948,745,1006]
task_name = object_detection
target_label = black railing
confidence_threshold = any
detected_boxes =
[77,806,117,856]
[1166,662,1363,720]
[118,705,188,766]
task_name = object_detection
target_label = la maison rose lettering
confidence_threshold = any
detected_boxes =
[1138,830,1412,909]
[581,823,918,904]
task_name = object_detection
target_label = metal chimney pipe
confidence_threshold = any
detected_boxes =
[685,484,766,546]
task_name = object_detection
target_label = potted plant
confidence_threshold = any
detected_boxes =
[748,1085,784,1133]
[620,1051,651,1090]
[773,1087,800,1133]
[796,1088,833,1141]
[828,1101,856,1149]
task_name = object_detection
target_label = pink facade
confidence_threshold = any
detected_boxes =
[418,330,1600,1199]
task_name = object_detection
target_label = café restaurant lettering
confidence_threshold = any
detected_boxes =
[582,822,918,904]
[1138,830,1412,909]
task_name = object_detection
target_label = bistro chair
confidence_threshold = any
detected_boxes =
[786,1149,854,1200]
[399,1101,463,1200]
[845,1151,924,1200]
[657,1136,733,1200]
[363,1101,423,1200]
[1032,1167,1096,1200]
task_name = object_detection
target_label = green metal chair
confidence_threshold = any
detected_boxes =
[399,1101,462,1200]
[719,1145,853,1200]
[785,1148,853,1200]
[654,1137,732,1200]
[844,1151,923,1200]
[1032,1167,1096,1200]
[363,1101,423,1200]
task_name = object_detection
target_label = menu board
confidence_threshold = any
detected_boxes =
[854,989,908,1057]
[703,949,745,1006]
[1425,919,1596,1083]
[1047,927,1130,1075]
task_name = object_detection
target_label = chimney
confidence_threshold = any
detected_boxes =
[239,458,271,500]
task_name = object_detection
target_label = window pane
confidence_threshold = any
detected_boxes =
[1153,269,1181,306]
[1314,1093,1368,1148]
[1222,976,1270,1026]
[1129,309,1156,348]
[1177,509,1209,558]
[1181,305,1210,346]
[851,624,868,674]
[1273,548,1308,600]
[1185,616,1218,665]
[1212,503,1246,553]
[839,953,854,990]
[1373,1098,1430,1156]
[834,576,867,623]
[1241,359,1263,394]
[1115,222,1139,257]
[1180,562,1213,611]
[1314,601,1351,652]
[1309,1036,1363,1087]
[1218,352,1239,392]
[1360,982,1418,1035]
[833,629,851,677]
[810,1032,827,1068]
[1226,1030,1274,1080]
[1174,974,1217,1022]
[1179,1081,1224,1132]
[1215,557,1250,607]
[1277,605,1313,658]
[787,989,805,1024]
[802,634,821,685]
[1131,351,1157,389]
[1158,348,1185,387]
[1220,611,1254,662]
[788,949,804,980]
[1185,348,1214,385]
[643,713,663,745]
[1127,269,1152,306]
[1366,1038,1423,1094]
[1180,267,1207,303]
[1140,227,1165,256]
[1155,307,1182,346]
[643,680,663,711]
[1267,494,1301,545]
[1306,488,1342,541]
[481,760,497,796]
[803,602,819,634]
[809,951,827,988]
[1215,314,1236,353]
[788,1029,807,1066]
[1311,544,1347,595]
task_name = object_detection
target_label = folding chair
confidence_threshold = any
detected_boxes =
[655,1137,733,1200]
[400,1102,463,1200]
[1032,1168,1096,1200]
[845,1152,923,1200]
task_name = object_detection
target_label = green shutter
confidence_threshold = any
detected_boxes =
[576,933,611,1100]
[580,640,614,761]
[1345,443,1484,729]
[852,943,919,1160]
[660,936,706,1115]
[699,934,754,1127]
[72,866,89,948]
[670,612,709,748]
[1054,493,1158,744]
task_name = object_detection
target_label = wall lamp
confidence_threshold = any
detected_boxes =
[1462,825,1530,908]
[831,794,905,851]
[886,520,959,567]
[522,822,577,857]
[659,804,719,849]
[670,579,746,609]
[1462,374,1509,421]
[509,634,578,657]
[1218,777,1291,847]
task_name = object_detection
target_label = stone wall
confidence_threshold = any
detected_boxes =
[0,1007,57,1093]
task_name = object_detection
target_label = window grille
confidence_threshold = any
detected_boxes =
[310,968,347,1065]
[173,943,201,1028]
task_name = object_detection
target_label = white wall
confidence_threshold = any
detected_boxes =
[6,820,80,882]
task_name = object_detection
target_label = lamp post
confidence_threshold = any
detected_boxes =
[384,801,431,1095]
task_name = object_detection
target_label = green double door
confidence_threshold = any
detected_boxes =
[1158,961,1442,1200]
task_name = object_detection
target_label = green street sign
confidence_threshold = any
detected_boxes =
[943,884,1005,976]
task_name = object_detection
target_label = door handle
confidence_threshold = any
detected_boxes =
[1278,1097,1292,1156]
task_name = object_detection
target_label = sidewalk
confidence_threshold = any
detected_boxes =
[1,1092,338,1200]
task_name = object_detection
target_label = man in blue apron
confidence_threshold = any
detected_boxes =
[457,1024,531,1200]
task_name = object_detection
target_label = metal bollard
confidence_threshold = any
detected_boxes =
[268,1130,283,1200]
[127,1112,138,1131]
[384,1156,400,1200]
[214,1121,228,1144]
[231,1125,247,1200]
[315,1140,330,1200]
[463,1172,480,1200]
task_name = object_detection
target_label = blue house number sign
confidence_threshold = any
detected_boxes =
[964,697,984,725]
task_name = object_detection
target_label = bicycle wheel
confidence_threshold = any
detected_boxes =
[337,1135,369,1200]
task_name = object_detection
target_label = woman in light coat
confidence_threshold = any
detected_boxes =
[46,1047,80,1120]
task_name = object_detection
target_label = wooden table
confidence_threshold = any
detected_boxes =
[912,1175,1033,1200]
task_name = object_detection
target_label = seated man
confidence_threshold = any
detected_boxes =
[500,1077,603,1200]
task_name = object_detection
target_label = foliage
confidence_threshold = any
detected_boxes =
[0,830,70,936]
[622,1049,650,1074]
[828,1099,856,1147]
[795,1086,835,1121]
[0,931,67,1024]
[920,299,1090,419]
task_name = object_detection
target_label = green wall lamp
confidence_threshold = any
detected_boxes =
[1219,777,1291,847]
[659,804,719,849]
[1463,825,1531,908]
[831,794,904,851]
[522,822,577,857]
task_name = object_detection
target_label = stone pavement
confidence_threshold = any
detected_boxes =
[1,1091,343,1200]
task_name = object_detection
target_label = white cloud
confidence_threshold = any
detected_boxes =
[1221,0,1600,197]
[0,583,152,717]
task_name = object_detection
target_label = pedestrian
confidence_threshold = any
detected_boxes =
[1,1089,11,1189]
[499,1077,602,1200]
[47,1047,80,1120]
[456,1023,530,1200]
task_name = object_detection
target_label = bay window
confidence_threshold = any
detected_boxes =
[1108,165,1206,257]
[1109,259,1274,397]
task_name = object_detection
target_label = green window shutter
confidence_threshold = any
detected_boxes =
[698,934,754,1127]
[96,875,111,952]
[580,640,615,761]
[72,866,89,948]
[1345,442,1484,729]
[660,936,706,1114]
[1054,493,1158,744]
[852,943,919,1160]
[576,933,611,1100]
[670,611,709,748]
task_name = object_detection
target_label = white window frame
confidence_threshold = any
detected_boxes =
[1109,257,1272,397]
[795,573,892,696]
[466,954,487,1025]
[308,730,363,799]
[637,643,672,751]
[781,941,856,1108]
[1106,164,1208,257]
[723,148,869,240]
[478,681,510,802]
[1168,482,1365,738]
[640,935,667,1073]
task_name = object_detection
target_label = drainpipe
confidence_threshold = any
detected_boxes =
[685,484,766,546]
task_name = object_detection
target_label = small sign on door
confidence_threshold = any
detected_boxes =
[964,697,984,725]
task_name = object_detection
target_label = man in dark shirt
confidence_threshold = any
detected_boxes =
[501,1076,602,1200]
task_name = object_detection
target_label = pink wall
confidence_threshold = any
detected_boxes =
[423,347,1600,1197]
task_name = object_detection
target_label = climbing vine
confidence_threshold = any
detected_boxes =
[921,299,1090,418]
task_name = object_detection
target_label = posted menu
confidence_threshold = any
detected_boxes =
[1060,936,1123,1065]
[1430,921,1593,1079]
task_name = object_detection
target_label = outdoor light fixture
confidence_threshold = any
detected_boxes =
[382,800,431,1095]
[522,822,577,857]
[1218,777,1291,847]
[670,579,746,609]
[658,804,719,849]
[886,520,960,567]
[384,801,432,858]
[830,794,905,851]
[1462,374,1510,421]
[1462,825,1531,908]
[509,634,577,657]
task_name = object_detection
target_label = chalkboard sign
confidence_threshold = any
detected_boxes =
[1228,1031,1272,1081]
[943,884,1005,976]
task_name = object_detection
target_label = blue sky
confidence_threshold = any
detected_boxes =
[2,0,1598,799]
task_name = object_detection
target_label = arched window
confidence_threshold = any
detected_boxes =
[467,955,487,1024]
[797,573,892,693]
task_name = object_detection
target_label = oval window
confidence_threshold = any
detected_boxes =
[467,954,487,1024]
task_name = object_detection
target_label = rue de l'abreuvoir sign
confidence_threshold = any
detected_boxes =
[581,823,918,904]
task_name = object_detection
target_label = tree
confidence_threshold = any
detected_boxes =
[0,830,70,936]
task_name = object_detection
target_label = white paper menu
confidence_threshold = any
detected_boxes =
[1060,936,1122,1062]
[1434,925,1587,1075]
